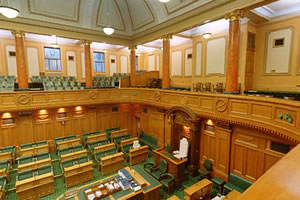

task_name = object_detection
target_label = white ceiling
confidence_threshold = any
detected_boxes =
[0,0,232,37]
[252,0,300,21]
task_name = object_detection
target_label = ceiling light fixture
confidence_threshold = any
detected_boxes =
[103,27,114,35]
[0,0,19,19]
[202,33,212,39]
[159,0,170,2]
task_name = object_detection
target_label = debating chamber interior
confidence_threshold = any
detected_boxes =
[0,0,300,199]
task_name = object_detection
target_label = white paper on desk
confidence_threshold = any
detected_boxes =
[95,191,102,197]
[99,184,104,188]
[114,183,120,189]
[88,194,95,200]
[133,186,141,191]
[107,184,114,191]
[85,189,92,194]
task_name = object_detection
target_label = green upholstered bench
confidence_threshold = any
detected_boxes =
[224,173,253,194]
[139,132,159,150]
[0,176,7,192]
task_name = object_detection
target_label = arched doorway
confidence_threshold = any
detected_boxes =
[167,106,201,176]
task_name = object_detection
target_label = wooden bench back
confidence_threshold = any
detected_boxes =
[93,143,116,154]
[111,129,129,142]
[19,144,49,157]
[57,138,81,149]
[120,137,139,148]
[86,133,107,144]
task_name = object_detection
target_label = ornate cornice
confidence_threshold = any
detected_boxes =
[161,34,172,41]
[11,30,25,38]
[128,45,137,51]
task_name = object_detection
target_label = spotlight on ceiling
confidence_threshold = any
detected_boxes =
[159,0,170,2]
[103,27,114,35]
[0,6,19,19]
[202,33,212,39]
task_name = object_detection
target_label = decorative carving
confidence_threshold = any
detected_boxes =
[172,110,194,127]
[278,112,293,123]
[128,46,137,50]
[225,9,245,21]
[216,99,228,112]
[154,92,160,101]
[11,30,25,38]
[89,92,97,100]
[161,34,172,41]
[17,94,31,105]
[180,96,187,105]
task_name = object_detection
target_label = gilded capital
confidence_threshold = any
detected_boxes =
[225,9,245,21]
[82,40,92,46]
[128,45,137,50]
[161,34,172,41]
[11,30,25,38]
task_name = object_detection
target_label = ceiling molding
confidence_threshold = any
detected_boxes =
[125,0,155,31]
[27,0,81,23]
[95,0,126,32]
[164,0,199,15]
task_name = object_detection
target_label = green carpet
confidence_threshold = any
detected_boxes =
[4,151,218,200]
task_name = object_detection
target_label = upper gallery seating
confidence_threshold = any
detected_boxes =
[30,76,83,91]
[139,131,159,150]
[92,76,118,88]
[244,90,300,101]
[147,78,162,88]
[0,76,15,92]
[136,70,147,73]
[224,172,253,194]
[113,73,128,77]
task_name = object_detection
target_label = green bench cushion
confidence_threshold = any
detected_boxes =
[38,165,52,175]
[224,173,253,194]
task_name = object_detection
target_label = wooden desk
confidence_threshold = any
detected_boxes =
[86,133,106,144]
[16,172,54,200]
[60,149,87,162]
[19,144,49,157]
[57,138,81,150]
[184,179,212,200]
[111,129,129,143]
[0,185,4,200]
[225,190,242,200]
[153,148,187,187]
[0,168,9,182]
[18,158,51,172]
[129,145,148,166]
[0,152,13,166]
[93,143,116,160]
[100,152,124,176]
[168,195,180,200]
[120,137,139,148]
[64,161,93,188]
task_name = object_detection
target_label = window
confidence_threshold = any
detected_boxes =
[44,47,61,71]
[93,52,105,72]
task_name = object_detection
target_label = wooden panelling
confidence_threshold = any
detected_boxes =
[229,101,249,115]
[251,103,272,119]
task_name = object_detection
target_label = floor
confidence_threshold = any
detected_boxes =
[5,151,219,200]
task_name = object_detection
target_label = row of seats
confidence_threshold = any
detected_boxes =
[0,76,15,82]
[0,146,16,156]
[54,135,77,148]
[121,144,133,161]
[17,165,52,181]
[31,76,76,83]
[94,147,117,164]
[82,131,101,145]
[113,134,131,150]
[20,140,48,149]
[136,70,147,73]
[61,155,89,172]
[0,160,10,172]
[17,152,49,165]
[88,139,110,152]
[92,76,120,82]
[43,81,83,91]
[139,131,159,150]
[58,145,84,157]
[0,176,7,192]
[105,126,121,141]
[92,80,116,88]
[112,73,128,77]
[0,80,14,92]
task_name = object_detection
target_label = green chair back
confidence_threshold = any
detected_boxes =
[21,143,33,149]
[78,155,89,164]
[37,152,49,161]
[62,159,74,169]
[73,145,83,152]
[19,155,33,165]
[203,159,212,171]
[159,159,167,173]
[18,169,33,181]
[0,160,8,170]
[38,165,52,175]
[36,140,47,146]
[59,148,70,156]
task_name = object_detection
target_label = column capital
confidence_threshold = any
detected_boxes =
[225,9,245,21]
[128,45,137,51]
[82,40,92,46]
[161,34,172,41]
[11,30,25,38]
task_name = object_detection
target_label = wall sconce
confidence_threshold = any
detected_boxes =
[1,112,15,125]
[57,108,67,118]
[207,119,214,125]
[75,106,84,115]
[38,109,49,120]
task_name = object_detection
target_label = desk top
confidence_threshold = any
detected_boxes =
[154,148,187,165]
[184,179,212,195]
[224,190,241,200]
[56,165,161,200]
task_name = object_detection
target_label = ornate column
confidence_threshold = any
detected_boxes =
[12,30,28,89]
[162,34,172,89]
[224,10,244,94]
[84,40,93,88]
[129,46,137,86]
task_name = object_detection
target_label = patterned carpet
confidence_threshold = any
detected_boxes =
[5,152,219,200]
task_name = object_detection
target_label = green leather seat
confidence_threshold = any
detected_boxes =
[121,144,132,161]
[139,132,159,150]
[17,169,34,181]
[82,132,91,144]
[159,173,175,194]
[18,155,33,165]
[61,159,74,172]
[38,165,52,175]
[151,159,167,180]
[78,155,89,164]
[58,148,70,156]
[94,150,106,163]
[55,137,64,147]
[224,173,253,194]
[36,140,47,146]
[37,152,49,161]
[73,144,83,152]
[99,139,110,146]
[144,161,156,174]
[88,142,99,153]
[198,159,212,179]
[21,143,33,149]
[66,135,76,140]
[0,160,10,171]
[106,147,117,156]
[0,176,7,191]
[0,146,15,157]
